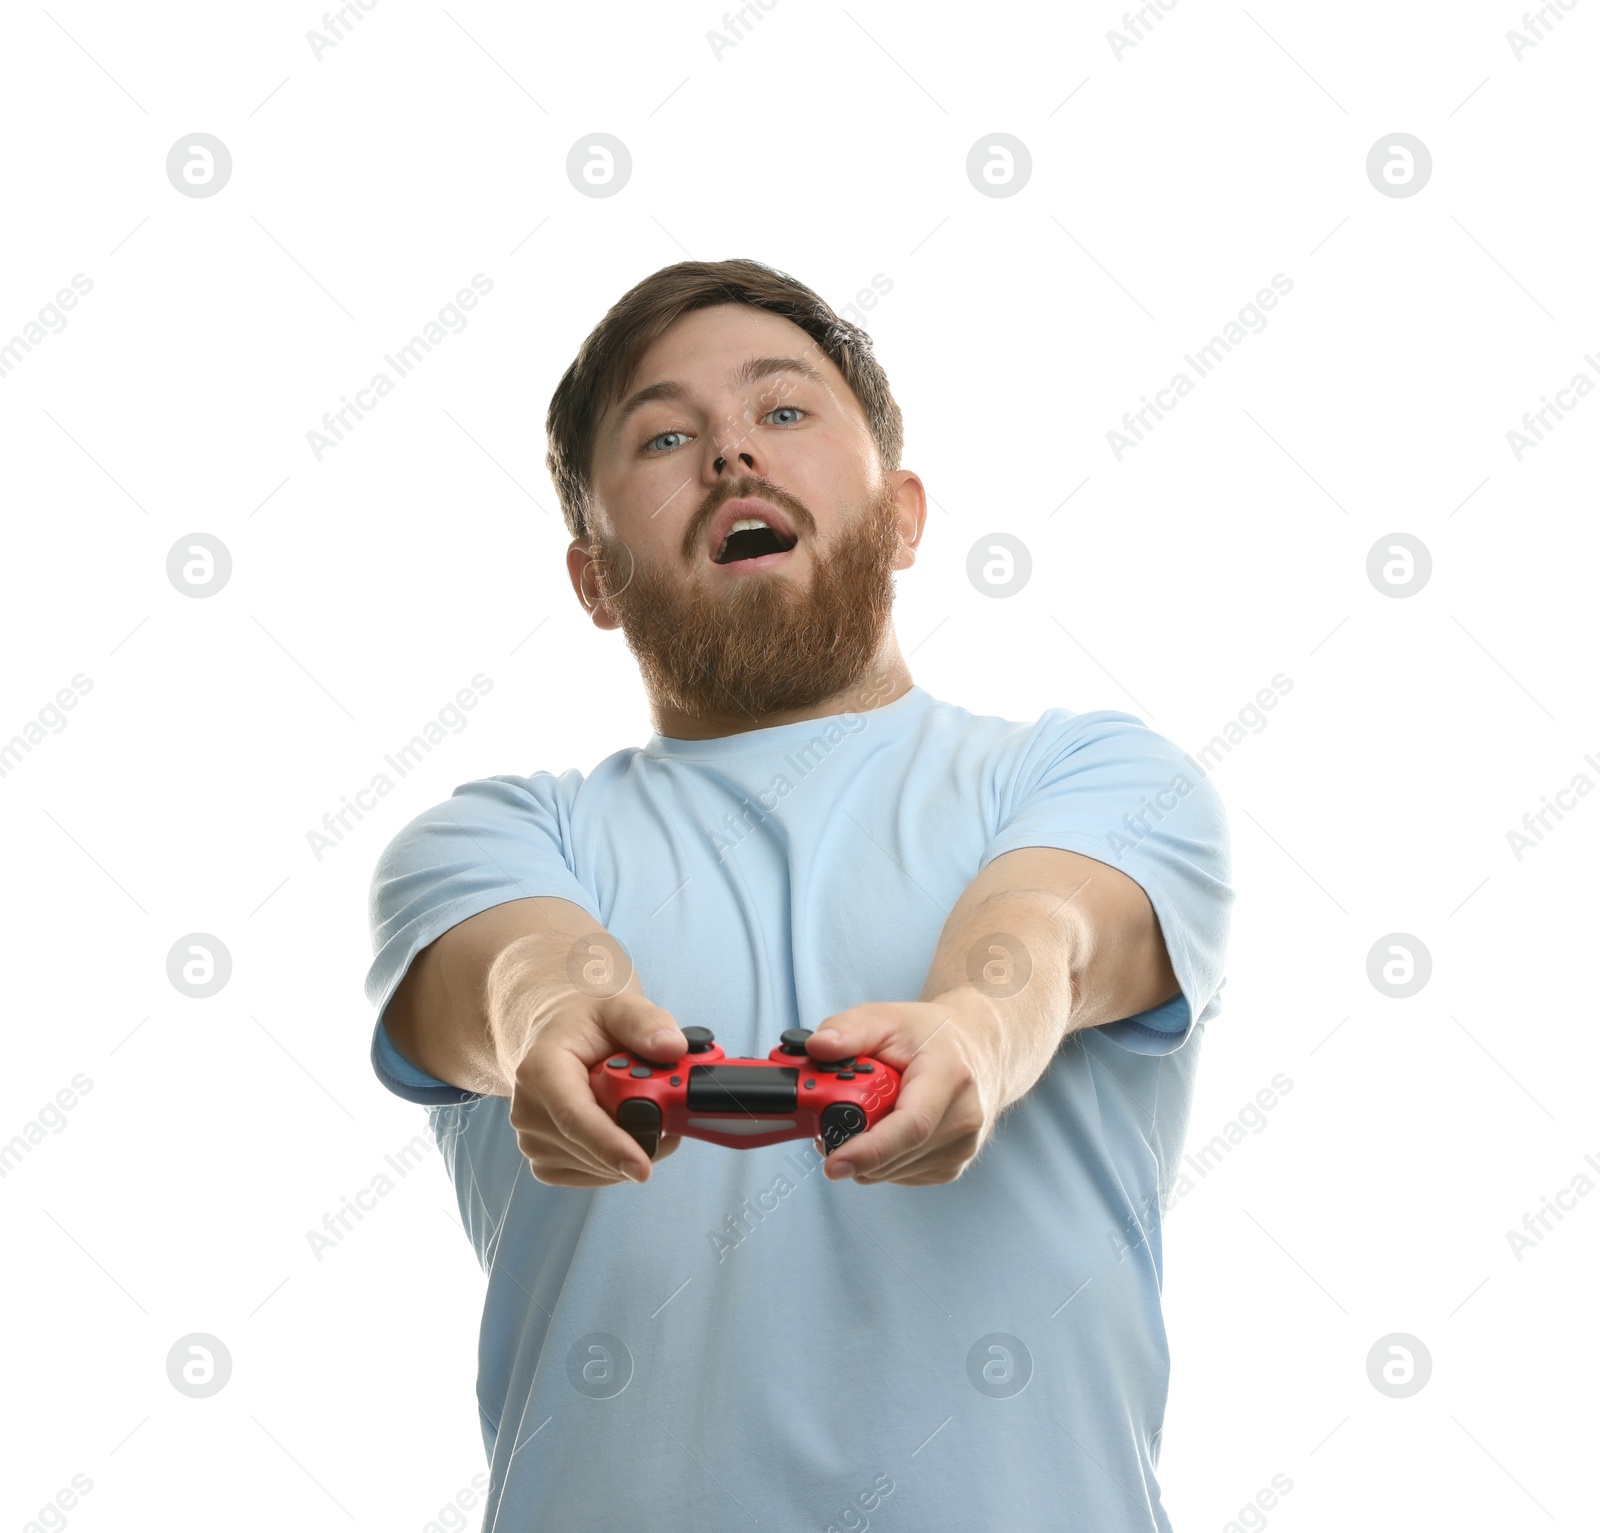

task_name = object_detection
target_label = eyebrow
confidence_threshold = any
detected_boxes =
[607,354,829,446]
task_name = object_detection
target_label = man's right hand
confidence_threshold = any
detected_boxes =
[504,992,687,1187]
[382,899,685,1188]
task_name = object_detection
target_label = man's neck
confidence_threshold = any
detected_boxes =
[649,642,914,742]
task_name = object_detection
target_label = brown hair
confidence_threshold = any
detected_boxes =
[545,258,904,542]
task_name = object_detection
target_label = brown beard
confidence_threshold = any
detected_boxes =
[591,479,903,725]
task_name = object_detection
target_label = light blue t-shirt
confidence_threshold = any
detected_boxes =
[365,683,1232,1532]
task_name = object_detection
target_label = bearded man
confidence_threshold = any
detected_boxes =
[366,257,1233,1531]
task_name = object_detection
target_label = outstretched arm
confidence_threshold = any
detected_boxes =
[806,845,1180,1186]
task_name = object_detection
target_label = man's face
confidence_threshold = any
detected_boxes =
[571,304,924,724]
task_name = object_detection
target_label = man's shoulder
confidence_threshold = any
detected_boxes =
[373,766,594,859]
[1009,703,1196,772]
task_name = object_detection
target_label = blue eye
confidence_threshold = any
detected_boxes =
[640,406,806,456]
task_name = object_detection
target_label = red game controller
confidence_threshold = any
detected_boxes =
[590,1027,900,1158]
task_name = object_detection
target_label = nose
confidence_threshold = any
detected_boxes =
[713,449,754,475]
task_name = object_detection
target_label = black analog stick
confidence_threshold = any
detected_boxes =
[820,1102,868,1153]
[682,1026,715,1054]
[779,1028,813,1055]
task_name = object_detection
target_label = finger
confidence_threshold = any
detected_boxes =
[854,1132,978,1180]
[805,1025,853,1055]
[515,1117,621,1181]
[848,1059,988,1183]
[524,1161,632,1188]
[823,1071,947,1179]
[595,995,687,1063]
[513,1116,619,1181]
[508,1047,631,1179]
[857,1116,983,1186]
[826,1060,982,1182]
[516,1127,626,1184]
[514,1060,687,1181]
[807,1011,891,1063]
[529,1050,655,1179]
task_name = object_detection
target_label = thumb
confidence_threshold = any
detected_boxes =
[806,1010,885,1061]
[594,994,685,1061]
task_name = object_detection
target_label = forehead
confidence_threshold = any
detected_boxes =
[600,303,853,447]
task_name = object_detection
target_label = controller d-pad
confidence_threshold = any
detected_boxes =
[628,1066,652,1079]
[606,1057,629,1069]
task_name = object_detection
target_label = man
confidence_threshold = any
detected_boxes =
[366,257,1233,1530]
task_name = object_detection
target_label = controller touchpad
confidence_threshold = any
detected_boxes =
[687,1065,798,1114]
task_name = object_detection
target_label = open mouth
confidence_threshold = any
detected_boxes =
[713,518,799,565]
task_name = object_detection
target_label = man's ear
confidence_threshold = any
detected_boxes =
[888,471,927,571]
[567,538,622,632]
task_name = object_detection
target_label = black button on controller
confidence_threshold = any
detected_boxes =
[628,1066,652,1079]
[618,1099,662,1158]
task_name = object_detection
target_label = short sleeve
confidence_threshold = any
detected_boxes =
[364,772,602,1103]
[979,709,1234,1056]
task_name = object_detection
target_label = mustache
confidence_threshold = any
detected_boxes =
[680,477,814,562]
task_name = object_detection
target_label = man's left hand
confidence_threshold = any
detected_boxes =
[806,994,1007,1186]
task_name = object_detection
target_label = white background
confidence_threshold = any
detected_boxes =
[2,1,1596,1528]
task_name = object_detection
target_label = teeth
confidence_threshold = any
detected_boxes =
[716,514,791,562]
